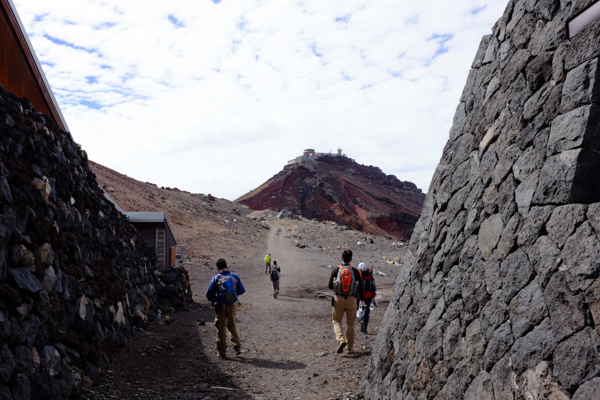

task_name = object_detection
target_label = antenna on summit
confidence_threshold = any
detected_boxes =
[337,148,342,156]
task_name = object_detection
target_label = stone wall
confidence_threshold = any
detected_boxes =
[361,0,600,398]
[0,84,191,399]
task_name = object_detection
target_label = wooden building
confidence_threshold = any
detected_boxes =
[124,212,177,272]
[0,0,69,131]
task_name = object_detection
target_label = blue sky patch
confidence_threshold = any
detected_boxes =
[85,76,98,84]
[310,44,323,57]
[79,99,103,110]
[34,14,47,22]
[342,72,351,81]
[100,65,111,70]
[43,34,97,54]
[389,70,401,78]
[121,71,136,83]
[426,33,453,65]
[40,61,55,68]
[470,6,487,15]
[335,14,351,23]
[212,0,222,4]
[406,15,419,24]
[95,22,116,30]
[168,15,184,28]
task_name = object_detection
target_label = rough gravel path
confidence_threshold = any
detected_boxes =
[85,222,389,400]
[200,222,380,399]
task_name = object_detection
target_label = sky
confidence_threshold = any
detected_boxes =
[13,0,507,200]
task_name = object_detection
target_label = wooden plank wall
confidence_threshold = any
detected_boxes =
[0,0,63,128]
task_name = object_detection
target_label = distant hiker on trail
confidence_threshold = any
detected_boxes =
[205,258,246,360]
[270,260,281,298]
[265,253,271,274]
[358,262,377,334]
[328,249,364,355]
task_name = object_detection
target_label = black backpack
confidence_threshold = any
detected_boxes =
[270,267,280,282]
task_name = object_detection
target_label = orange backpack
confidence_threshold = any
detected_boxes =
[333,265,358,296]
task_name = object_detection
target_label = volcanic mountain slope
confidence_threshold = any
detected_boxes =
[236,154,425,239]
[88,161,268,265]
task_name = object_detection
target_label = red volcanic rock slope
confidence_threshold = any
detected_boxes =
[236,154,425,239]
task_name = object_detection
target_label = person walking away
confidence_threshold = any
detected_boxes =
[205,259,246,359]
[358,262,376,333]
[265,253,272,275]
[328,249,363,354]
[270,261,281,298]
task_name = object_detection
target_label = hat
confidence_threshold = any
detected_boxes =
[358,262,367,270]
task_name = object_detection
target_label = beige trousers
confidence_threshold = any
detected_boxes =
[214,303,241,356]
[272,281,280,297]
[332,294,358,350]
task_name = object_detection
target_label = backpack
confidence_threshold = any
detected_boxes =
[217,274,237,305]
[333,265,358,296]
[360,269,375,299]
[270,268,280,282]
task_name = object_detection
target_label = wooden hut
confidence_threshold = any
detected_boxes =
[124,212,177,272]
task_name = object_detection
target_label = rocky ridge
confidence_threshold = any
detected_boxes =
[0,84,190,399]
[362,0,600,398]
[236,153,425,240]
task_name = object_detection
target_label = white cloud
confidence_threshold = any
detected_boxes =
[13,0,507,200]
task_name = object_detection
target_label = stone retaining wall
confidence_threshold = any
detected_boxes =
[362,0,600,398]
[0,84,191,399]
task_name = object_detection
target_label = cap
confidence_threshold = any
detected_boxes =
[358,262,367,270]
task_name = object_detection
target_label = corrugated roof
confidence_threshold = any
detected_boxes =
[124,211,166,223]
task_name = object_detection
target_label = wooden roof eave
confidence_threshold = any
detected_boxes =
[1,0,70,132]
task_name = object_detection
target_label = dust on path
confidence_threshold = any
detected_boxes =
[87,222,385,400]
[196,222,382,399]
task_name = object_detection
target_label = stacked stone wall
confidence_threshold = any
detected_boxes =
[0,84,191,399]
[362,0,600,398]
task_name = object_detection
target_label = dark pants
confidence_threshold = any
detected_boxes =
[363,298,372,329]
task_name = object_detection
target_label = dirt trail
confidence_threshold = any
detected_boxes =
[197,222,380,399]
[87,222,386,400]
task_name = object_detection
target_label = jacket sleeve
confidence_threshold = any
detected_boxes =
[328,267,339,290]
[206,276,218,303]
[354,268,364,299]
[235,274,246,296]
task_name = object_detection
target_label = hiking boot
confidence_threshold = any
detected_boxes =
[337,340,347,354]
[346,349,355,354]
[360,322,366,333]
[234,346,242,355]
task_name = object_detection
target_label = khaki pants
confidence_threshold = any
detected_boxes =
[214,303,241,356]
[266,262,271,274]
[332,295,357,350]
[272,281,280,298]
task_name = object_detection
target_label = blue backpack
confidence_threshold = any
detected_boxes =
[217,274,237,305]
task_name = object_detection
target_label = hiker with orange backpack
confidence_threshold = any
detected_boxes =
[358,262,377,333]
[328,249,364,354]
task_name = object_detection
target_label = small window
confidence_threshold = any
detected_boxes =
[568,1,600,38]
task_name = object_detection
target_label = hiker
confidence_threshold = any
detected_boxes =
[205,258,246,360]
[265,253,271,274]
[328,249,363,355]
[358,262,377,333]
[270,260,281,298]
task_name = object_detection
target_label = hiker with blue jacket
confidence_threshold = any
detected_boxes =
[206,258,246,359]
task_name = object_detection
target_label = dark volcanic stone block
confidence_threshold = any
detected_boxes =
[8,268,41,293]
[553,327,600,392]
